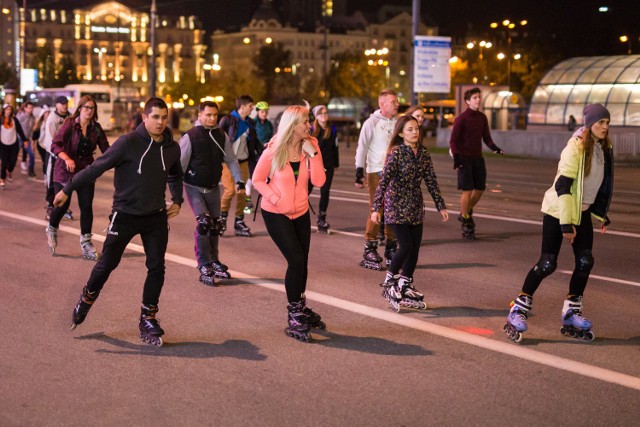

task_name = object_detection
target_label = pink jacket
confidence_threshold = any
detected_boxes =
[253,136,326,219]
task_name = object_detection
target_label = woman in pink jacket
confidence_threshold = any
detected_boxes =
[253,104,326,342]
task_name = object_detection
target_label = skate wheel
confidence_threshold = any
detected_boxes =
[70,323,78,330]
[513,332,523,343]
[313,321,326,330]
[584,331,595,341]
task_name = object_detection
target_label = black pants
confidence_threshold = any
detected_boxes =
[308,166,335,214]
[44,152,55,205]
[388,223,423,277]
[262,209,311,303]
[37,145,47,175]
[0,142,19,180]
[86,210,168,306]
[522,211,594,297]
[50,182,96,234]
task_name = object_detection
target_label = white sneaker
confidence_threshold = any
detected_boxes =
[21,161,27,172]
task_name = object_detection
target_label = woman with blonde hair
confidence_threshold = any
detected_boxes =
[253,103,326,342]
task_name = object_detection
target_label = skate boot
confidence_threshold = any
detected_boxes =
[459,214,476,240]
[503,294,533,343]
[243,196,254,214]
[71,286,100,330]
[317,212,330,235]
[300,295,325,329]
[211,260,232,279]
[560,296,595,341]
[380,272,403,312]
[398,276,427,310]
[45,205,53,220]
[198,264,216,286]
[384,239,397,267]
[80,233,100,261]
[63,209,74,220]
[359,240,384,270]
[234,215,252,237]
[219,211,228,235]
[21,161,27,174]
[139,304,165,346]
[45,225,58,255]
[284,301,312,342]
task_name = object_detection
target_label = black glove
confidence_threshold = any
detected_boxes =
[453,154,462,170]
[236,181,246,191]
[493,145,504,155]
[355,167,364,185]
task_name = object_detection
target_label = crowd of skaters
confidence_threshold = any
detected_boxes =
[0,88,615,344]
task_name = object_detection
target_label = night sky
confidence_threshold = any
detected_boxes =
[27,0,640,57]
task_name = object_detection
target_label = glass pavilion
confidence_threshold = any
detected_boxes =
[528,55,640,127]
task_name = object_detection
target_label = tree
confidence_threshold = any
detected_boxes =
[0,62,18,88]
[57,55,80,86]
[253,42,294,102]
[28,44,80,87]
[326,52,384,101]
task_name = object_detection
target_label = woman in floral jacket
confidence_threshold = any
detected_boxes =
[371,114,448,311]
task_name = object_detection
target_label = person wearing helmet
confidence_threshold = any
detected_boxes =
[245,101,274,214]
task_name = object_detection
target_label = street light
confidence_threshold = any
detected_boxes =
[467,40,492,82]
[489,18,527,90]
[619,35,632,54]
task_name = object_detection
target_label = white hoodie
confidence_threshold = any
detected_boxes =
[354,109,397,174]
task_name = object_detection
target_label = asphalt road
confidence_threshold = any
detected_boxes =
[1,140,639,426]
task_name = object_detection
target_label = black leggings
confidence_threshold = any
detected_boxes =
[387,223,423,278]
[262,209,311,303]
[50,181,96,235]
[308,166,335,214]
[521,211,594,297]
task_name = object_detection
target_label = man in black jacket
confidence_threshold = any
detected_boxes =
[55,97,183,347]
[179,101,244,286]
[218,94,261,237]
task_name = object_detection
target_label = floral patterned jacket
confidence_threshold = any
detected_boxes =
[372,144,446,225]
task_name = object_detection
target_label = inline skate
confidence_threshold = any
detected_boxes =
[71,286,100,330]
[380,272,403,312]
[398,275,427,310]
[210,260,232,279]
[139,304,165,346]
[198,264,217,286]
[80,233,100,261]
[63,209,74,220]
[560,296,595,341]
[284,301,312,342]
[459,213,475,240]
[317,212,330,235]
[234,215,252,237]
[503,294,533,343]
[45,225,58,255]
[360,240,384,270]
[219,211,228,235]
[300,295,325,329]
[384,239,397,266]
[376,223,386,247]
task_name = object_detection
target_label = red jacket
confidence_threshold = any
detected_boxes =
[253,136,325,219]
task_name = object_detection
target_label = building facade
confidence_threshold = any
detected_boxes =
[22,1,207,96]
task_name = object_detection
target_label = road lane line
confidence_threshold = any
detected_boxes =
[3,208,640,392]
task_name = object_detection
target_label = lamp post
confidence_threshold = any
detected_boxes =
[466,40,492,82]
[619,35,632,54]
[490,19,527,90]
[149,0,157,97]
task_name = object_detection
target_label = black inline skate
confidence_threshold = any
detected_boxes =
[380,272,403,312]
[360,240,384,270]
[139,304,165,346]
[317,212,330,235]
[234,215,252,237]
[211,260,232,279]
[284,301,312,342]
[384,239,397,266]
[376,223,386,247]
[198,264,217,286]
[398,275,427,310]
[71,286,100,330]
[300,296,326,329]
[459,213,476,240]
[219,211,228,235]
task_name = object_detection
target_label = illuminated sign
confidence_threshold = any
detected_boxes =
[91,26,130,34]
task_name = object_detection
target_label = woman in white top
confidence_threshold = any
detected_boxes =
[0,104,28,188]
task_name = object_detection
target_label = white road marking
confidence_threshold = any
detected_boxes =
[3,208,640,391]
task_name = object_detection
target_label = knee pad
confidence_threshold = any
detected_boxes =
[576,250,594,274]
[211,217,225,236]
[196,214,212,235]
[533,254,557,279]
